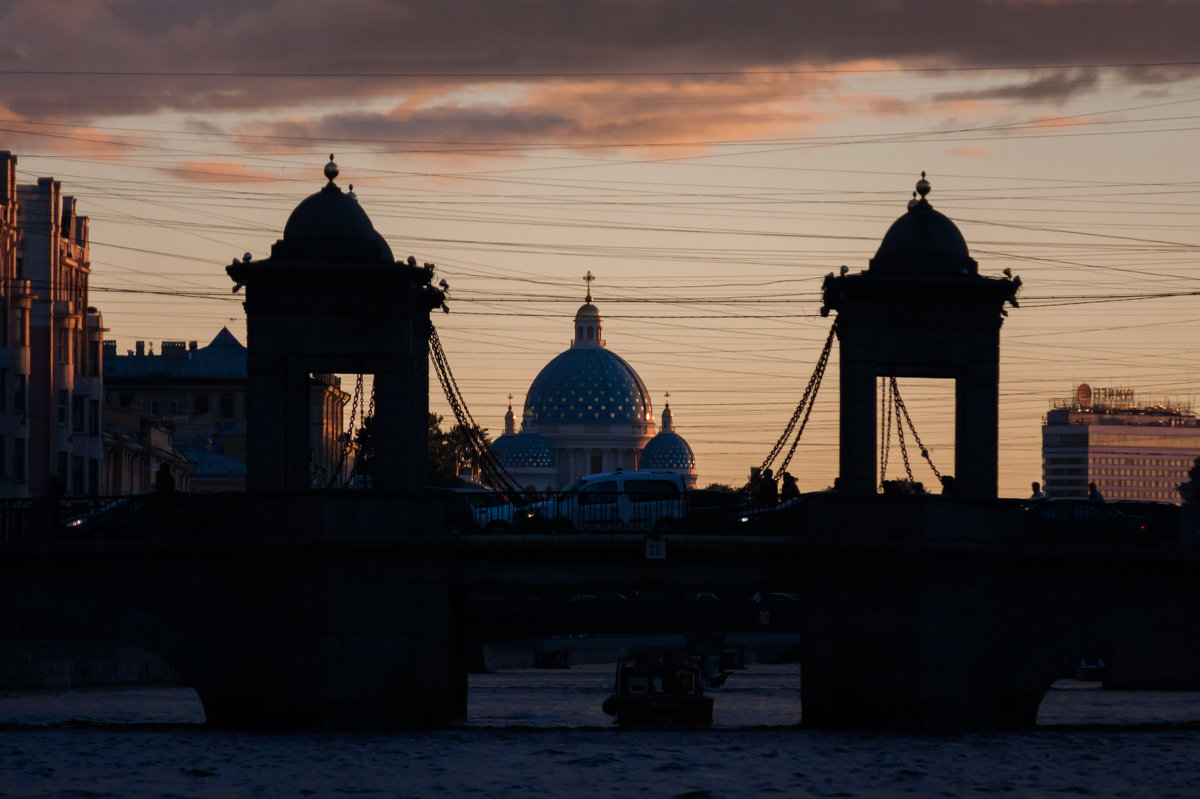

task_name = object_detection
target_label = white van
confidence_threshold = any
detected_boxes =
[526,469,689,533]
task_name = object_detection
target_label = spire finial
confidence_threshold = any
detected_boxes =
[324,154,339,183]
[584,270,595,303]
[507,393,513,409]
[915,170,930,199]
[664,391,671,407]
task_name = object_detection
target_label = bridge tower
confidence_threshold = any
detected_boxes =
[227,157,444,492]
[212,158,458,730]
[820,175,1020,498]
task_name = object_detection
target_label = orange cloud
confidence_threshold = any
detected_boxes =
[946,146,994,159]
[154,160,291,184]
[0,111,144,160]
[1029,114,1099,128]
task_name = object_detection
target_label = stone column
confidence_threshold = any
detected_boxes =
[838,331,877,494]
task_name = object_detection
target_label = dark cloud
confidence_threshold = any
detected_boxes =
[933,69,1101,104]
[2,0,1198,153]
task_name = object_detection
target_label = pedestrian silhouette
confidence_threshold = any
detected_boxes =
[753,467,778,506]
[156,463,176,494]
[1087,481,1104,502]
[1030,481,1046,500]
[780,472,800,501]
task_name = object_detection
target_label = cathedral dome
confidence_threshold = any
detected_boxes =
[270,156,395,263]
[641,431,695,470]
[492,430,556,468]
[524,348,652,425]
[870,173,976,276]
[640,399,695,470]
[525,276,652,426]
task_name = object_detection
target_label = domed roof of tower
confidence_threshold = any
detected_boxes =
[270,155,395,263]
[525,348,652,425]
[576,302,601,320]
[641,430,696,470]
[523,275,652,425]
[641,397,695,470]
[870,173,977,276]
[492,430,556,468]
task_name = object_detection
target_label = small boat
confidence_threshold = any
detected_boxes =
[601,651,714,728]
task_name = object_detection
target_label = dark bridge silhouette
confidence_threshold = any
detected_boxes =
[5,168,1197,731]
[2,494,1199,729]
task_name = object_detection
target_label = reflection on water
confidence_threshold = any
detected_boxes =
[3,665,1200,729]
[2,668,1199,797]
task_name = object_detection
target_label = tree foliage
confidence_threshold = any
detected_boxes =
[354,412,491,487]
[880,478,926,496]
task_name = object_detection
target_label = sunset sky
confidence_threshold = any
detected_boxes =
[4,0,1200,496]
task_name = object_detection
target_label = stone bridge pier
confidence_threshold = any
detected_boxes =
[2,495,469,729]
[797,494,1200,729]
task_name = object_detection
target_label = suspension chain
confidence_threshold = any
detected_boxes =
[893,391,915,482]
[888,376,940,482]
[327,373,365,488]
[429,325,526,498]
[747,319,837,492]
[879,376,892,486]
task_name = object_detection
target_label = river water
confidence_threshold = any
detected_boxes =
[2,664,1199,797]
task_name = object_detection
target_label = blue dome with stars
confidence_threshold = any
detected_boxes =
[639,401,695,471]
[493,430,556,468]
[640,431,695,470]
[523,294,652,426]
[524,348,652,425]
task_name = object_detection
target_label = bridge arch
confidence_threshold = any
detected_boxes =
[0,574,212,706]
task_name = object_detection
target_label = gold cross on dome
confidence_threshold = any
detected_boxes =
[584,270,594,303]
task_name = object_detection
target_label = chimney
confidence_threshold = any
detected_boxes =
[189,340,198,351]
[135,341,145,357]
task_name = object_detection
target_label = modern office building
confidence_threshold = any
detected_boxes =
[1042,383,1200,503]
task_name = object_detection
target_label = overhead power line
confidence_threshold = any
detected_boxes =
[4,61,1200,79]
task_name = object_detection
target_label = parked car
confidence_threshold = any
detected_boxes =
[1107,501,1180,544]
[60,491,224,539]
[683,489,757,532]
[519,469,689,533]
[726,496,807,535]
[1020,499,1151,545]
[453,488,516,533]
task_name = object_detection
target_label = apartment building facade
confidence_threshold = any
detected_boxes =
[0,152,105,498]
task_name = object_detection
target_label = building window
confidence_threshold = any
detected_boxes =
[57,451,68,485]
[150,399,159,415]
[169,399,181,414]
[219,393,235,418]
[14,438,24,482]
[88,458,100,496]
[71,455,83,495]
[119,392,132,407]
[14,375,25,416]
[58,389,68,424]
[72,395,85,432]
[88,399,100,436]
[88,339,100,377]
[195,393,210,415]
[57,331,68,364]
